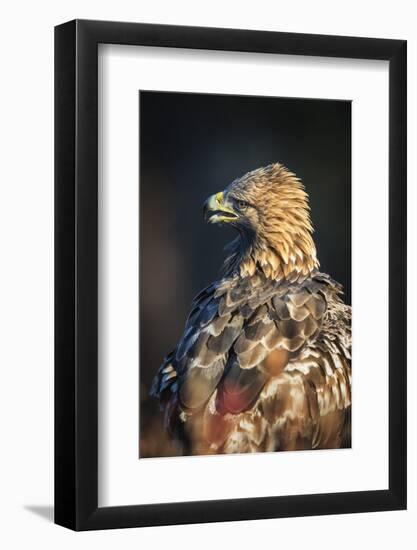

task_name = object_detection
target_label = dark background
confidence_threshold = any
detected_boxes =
[139,91,351,457]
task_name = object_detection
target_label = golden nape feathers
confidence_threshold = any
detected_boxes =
[219,163,319,281]
[151,163,351,455]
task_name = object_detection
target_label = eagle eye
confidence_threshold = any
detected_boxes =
[238,200,249,211]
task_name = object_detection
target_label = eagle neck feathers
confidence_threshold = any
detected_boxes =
[222,163,320,282]
[223,221,319,282]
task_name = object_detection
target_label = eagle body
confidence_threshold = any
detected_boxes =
[151,163,351,454]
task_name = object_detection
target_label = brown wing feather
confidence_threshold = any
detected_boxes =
[151,272,351,453]
[218,289,351,453]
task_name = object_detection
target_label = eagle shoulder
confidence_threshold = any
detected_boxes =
[151,272,342,425]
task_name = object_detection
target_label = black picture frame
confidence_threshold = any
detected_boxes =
[55,19,407,531]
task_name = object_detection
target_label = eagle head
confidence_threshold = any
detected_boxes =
[203,163,319,280]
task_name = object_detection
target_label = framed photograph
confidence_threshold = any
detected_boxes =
[55,20,406,530]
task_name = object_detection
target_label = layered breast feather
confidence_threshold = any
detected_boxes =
[151,271,351,454]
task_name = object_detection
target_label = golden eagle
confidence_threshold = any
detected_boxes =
[151,163,351,454]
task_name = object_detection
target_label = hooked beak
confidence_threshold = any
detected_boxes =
[203,191,238,224]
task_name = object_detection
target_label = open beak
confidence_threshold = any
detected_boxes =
[203,191,238,224]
